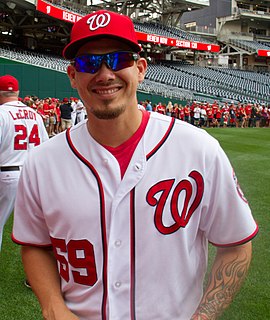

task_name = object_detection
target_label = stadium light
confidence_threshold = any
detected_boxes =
[6,2,16,10]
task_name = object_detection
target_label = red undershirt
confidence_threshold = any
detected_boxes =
[103,110,150,179]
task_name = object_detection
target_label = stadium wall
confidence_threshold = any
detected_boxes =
[137,91,187,106]
[0,58,78,99]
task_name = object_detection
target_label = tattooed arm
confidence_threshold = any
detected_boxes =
[191,241,252,320]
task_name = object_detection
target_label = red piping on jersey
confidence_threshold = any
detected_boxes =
[66,128,108,320]
[130,188,136,320]
[146,117,175,160]
[209,224,259,247]
[11,234,52,248]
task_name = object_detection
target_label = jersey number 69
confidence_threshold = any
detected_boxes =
[51,237,98,287]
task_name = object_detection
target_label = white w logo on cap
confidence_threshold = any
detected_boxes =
[87,13,111,31]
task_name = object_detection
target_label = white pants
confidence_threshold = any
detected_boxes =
[71,112,77,126]
[75,112,85,124]
[0,169,20,250]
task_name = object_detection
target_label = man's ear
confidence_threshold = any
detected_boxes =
[137,58,147,84]
[67,65,77,88]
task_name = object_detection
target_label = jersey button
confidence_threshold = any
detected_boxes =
[114,240,122,247]
[115,281,122,288]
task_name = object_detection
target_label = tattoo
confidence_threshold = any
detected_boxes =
[193,252,250,320]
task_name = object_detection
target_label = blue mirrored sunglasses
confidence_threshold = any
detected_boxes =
[72,51,140,74]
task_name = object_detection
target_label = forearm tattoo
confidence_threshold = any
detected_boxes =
[192,252,250,320]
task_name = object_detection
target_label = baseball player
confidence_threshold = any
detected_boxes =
[12,11,258,320]
[70,97,77,125]
[0,75,49,250]
[74,98,86,124]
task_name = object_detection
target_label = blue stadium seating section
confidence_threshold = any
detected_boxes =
[229,39,270,53]
[134,22,216,44]
[1,44,269,104]
[146,61,270,103]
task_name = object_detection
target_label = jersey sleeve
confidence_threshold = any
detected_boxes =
[0,114,3,144]
[199,142,258,247]
[12,155,52,247]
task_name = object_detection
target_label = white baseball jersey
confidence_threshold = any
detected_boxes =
[12,112,258,320]
[75,100,86,123]
[71,101,77,125]
[0,100,48,249]
[0,100,49,166]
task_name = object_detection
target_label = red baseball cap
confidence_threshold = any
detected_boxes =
[63,10,141,60]
[0,75,19,91]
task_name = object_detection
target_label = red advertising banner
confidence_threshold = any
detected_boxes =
[257,49,270,57]
[36,0,82,23]
[36,0,220,53]
[136,32,220,52]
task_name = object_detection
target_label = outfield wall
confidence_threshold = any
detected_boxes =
[0,58,77,99]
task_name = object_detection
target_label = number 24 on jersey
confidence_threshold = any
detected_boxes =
[14,124,41,150]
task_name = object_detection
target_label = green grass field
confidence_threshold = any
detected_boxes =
[0,128,269,319]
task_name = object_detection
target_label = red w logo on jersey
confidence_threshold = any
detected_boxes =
[146,171,204,234]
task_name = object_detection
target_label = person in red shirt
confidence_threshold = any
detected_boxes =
[156,102,166,115]
[54,99,61,134]
[235,104,241,128]
[211,101,219,119]
[48,98,56,137]
[171,103,179,119]
[261,105,269,127]
[215,106,222,128]
[239,104,247,128]
[179,105,185,121]
[206,104,214,127]
[183,105,190,123]
[245,103,252,127]
[267,106,270,127]
[42,98,50,134]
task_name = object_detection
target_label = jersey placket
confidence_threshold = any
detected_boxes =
[106,147,146,320]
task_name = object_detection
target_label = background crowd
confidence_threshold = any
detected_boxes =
[22,95,270,138]
[21,95,86,137]
[141,99,270,129]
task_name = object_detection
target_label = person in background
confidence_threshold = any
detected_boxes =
[48,98,56,137]
[193,102,201,127]
[156,101,166,114]
[0,74,48,250]
[145,99,152,111]
[54,99,61,134]
[166,101,173,116]
[70,97,77,125]
[42,97,51,134]
[60,97,73,131]
[74,98,86,124]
